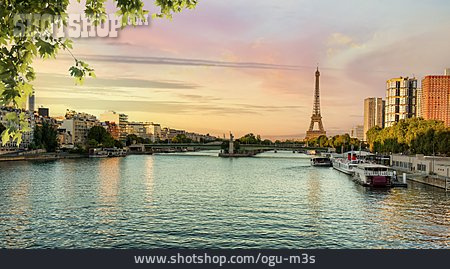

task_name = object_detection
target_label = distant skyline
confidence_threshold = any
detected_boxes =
[33,0,450,139]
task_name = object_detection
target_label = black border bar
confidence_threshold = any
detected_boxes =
[0,249,448,269]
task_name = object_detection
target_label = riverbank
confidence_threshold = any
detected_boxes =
[0,153,87,162]
[408,173,450,191]
[218,152,257,157]
[392,169,450,191]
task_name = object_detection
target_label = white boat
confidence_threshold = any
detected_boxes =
[310,156,332,167]
[332,158,360,175]
[89,153,108,158]
[89,148,110,158]
[353,163,394,187]
[331,151,373,175]
[104,148,127,157]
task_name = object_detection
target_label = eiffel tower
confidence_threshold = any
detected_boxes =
[305,67,326,140]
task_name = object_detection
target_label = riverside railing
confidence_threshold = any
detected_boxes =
[364,171,394,177]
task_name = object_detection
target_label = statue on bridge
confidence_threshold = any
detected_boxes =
[229,132,234,154]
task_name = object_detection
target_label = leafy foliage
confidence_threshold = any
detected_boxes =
[126,133,155,145]
[126,134,141,145]
[33,121,58,152]
[366,118,450,156]
[154,0,197,18]
[306,134,362,153]
[1,111,32,146]
[220,140,241,152]
[171,134,192,143]
[238,133,262,144]
[87,126,115,148]
[0,0,198,146]
[114,139,124,148]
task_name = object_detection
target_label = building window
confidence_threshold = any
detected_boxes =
[417,164,427,172]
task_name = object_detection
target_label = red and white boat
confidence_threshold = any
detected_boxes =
[352,163,394,187]
[331,151,369,175]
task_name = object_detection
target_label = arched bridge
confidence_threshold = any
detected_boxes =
[130,143,328,154]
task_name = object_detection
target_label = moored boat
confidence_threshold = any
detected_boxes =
[332,158,360,175]
[89,148,108,158]
[353,163,394,187]
[331,150,373,175]
[104,148,127,157]
[89,148,127,158]
[310,156,332,167]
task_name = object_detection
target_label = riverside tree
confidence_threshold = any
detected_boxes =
[305,134,362,153]
[87,126,112,146]
[239,133,262,144]
[32,121,58,152]
[366,118,450,156]
[0,0,198,146]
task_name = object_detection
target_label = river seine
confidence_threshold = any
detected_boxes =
[0,151,449,248]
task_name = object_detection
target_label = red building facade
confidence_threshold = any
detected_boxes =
[421,75,450,127]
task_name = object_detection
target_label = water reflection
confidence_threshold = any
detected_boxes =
[144,156,155,208]
[98,158,121,217]
[2,169,31,248]
[306,168,322,240]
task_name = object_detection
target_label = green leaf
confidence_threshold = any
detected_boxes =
[1,129,10,146]
[26,68,36,81]
[13,131,22,145]
[19,112,27,121]
[17,82,34,96]
[63,39,73,49]
[5,112,18,122]
[36,38,57,59]
[14,94,27,108]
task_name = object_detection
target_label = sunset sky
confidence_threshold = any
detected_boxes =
[33,0,450,139]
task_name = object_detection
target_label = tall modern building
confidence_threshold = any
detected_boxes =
[27,94,35,112]
[385,77,418,127]
[416,88,423,118]
[363,97,384,141]
[421,71,450,127]
[350,125,364,141]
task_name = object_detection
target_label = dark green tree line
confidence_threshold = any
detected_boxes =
[306,134,362,153]
[366,118,449,156]
[238,133,262,144]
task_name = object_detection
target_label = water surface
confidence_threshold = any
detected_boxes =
[0,150,449,248]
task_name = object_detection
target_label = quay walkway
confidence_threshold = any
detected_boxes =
[392,169,450,191]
